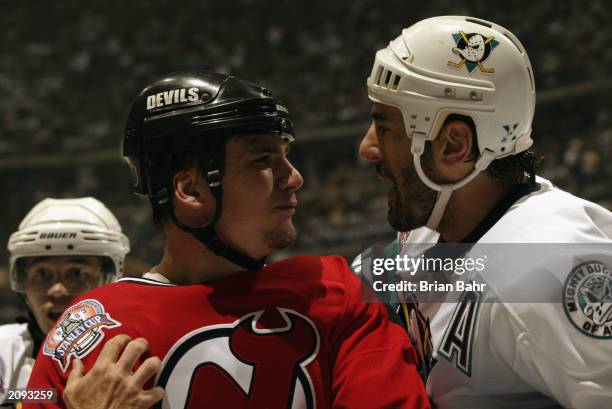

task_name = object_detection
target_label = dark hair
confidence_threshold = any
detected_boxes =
[151,133,228,228]
[151,149,198,227]
[446,114,540,186]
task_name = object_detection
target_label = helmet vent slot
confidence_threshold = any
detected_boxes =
[374,66,402,90]
[384,70,392,86]
[374,65,384,85]
[503,32,524,54]
[391,75,402,90]
[82,234,120,242]
[526,67,534,92]
[465,17,492,28]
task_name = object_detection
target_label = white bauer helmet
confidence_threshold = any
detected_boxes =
[8,197,130,292]
[367,16,536,229]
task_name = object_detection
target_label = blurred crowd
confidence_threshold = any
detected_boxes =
[1,0,611,321]
[1,0,610,154]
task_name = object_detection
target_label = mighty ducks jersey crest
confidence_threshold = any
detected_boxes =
[563,261,612,339]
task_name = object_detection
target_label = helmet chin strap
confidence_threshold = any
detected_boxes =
[410,133,495,230]
[163,198,266,271]
[155,169,265,272]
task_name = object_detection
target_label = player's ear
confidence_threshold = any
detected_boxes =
[174,169,196,198]
[172,167,214,226]
[436,120,474,166]
[173,167,208,209]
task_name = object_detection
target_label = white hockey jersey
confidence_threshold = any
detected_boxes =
[397,177,612,409]
[407,178,612,409]
[0,323,34,405]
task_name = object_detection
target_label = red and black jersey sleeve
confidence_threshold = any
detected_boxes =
[324,256,431,409]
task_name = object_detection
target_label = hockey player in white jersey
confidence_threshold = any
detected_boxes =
[0,198,129,405]
[356,16,612,409]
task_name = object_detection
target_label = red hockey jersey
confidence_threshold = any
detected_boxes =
[26,255,430,409]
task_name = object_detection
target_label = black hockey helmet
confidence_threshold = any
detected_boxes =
[123,71,295,270]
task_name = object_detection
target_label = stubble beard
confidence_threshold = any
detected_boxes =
[263,222,297,250]
[388,159,437,232]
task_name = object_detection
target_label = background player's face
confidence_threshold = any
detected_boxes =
[359,103,438,231]
[23,256,104,333]
[214,134,303,257]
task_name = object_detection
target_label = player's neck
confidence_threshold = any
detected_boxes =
[437,173,513,243]
[154,225,250,284]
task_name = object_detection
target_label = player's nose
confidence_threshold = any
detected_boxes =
[47,281,71,299]
[278,157,304,192]
[359,122,382,162]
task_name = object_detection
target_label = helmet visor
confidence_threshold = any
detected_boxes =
[11,255,115,294]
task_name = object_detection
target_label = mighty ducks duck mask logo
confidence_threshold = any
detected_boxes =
[447,31,499,73]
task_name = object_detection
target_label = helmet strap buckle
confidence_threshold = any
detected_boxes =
[155,187,171,206]
[207,170,222,188]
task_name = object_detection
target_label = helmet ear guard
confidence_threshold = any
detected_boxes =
[367,16,536,229]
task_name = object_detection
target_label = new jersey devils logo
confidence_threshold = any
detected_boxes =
[155,308,320,409]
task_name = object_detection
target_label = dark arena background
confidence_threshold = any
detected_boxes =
[1,0,611,323]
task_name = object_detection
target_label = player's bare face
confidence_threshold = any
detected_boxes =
[23,256,104,333]
[218,134,303,255]
[360,103,436,231]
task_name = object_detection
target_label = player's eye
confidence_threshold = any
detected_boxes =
[64,267,99,283]
[33,268,53,282]
[25,268,56,291]
[252,155,272,166]
[61,268,99,292]
[375,123,389,136]
[64,268,83,279]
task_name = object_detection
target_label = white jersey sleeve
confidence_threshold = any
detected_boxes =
[483,179,612,409]
[487,179,612,407]
[490,300,612,409]
[0,323,34,404]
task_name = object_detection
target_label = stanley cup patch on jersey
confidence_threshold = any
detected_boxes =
[43,299,121,371]
[155,308,320,409]
[563,261,612,339]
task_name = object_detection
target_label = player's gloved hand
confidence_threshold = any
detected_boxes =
[63,334,165,409]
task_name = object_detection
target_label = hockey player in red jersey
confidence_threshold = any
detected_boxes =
[26,72,430,409]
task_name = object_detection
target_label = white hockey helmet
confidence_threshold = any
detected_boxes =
[8,197,130,292]
[367,16,536,229]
